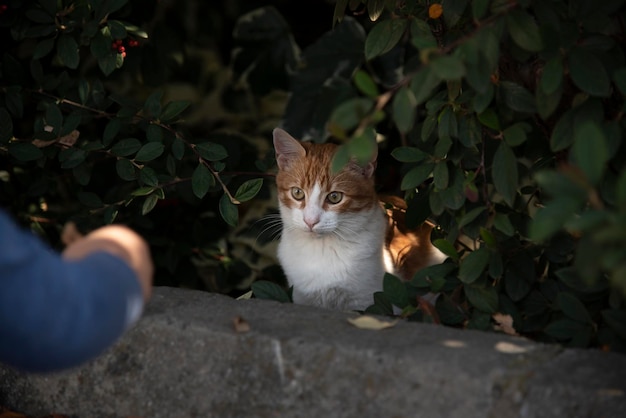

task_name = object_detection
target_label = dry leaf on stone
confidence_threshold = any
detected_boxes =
[236,290,253,300]
[233,315,251,333]
[347,315,398,330]
[493,313,519,336]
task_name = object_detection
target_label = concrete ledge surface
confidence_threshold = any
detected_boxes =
[1,286,624,418]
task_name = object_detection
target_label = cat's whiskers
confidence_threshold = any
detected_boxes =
[253,214,284,243]
[333,224,360,242]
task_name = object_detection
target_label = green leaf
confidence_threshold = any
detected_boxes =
[146,124,163,142]
[103,119,121,147]
[464,283,498,313]
[369,292,394,316]
[102,206,119,225]
[143,91,163,119]
[545,318,587,340]
[480,228,497,249]
[330,98,374,131]
[354,70,379,98]
[59,148,86,169]
[458,247,490,284]
[160,100,190,122]
[493,213,515,236]
[442,0,468,28]
[115,158,137,181]
[57,34,80,69]
[410,67,440,105]
[33,38,55,60]
[191,163,213,199]
[477,108,500,131]
[458,206,486,229]
[139,166,158,187]
[568,47,611,97]
[391,147,428,163]
[535,170,587,204]
[107,20,127,39]
[550,111,575,151]
[433,239,459,261]
[142,194,159,215]
[433,161,449,190]
[98,52,118,76]
[438,107,458,143]
[504,254,534,302]
[412,262,457,287]
[392,86,417,134]
[536,81,562,120]
[430,55,466,81]
[45,104,63,133]
[383,273,409,308]
[492,142,518,207]
[196,142,228,161]
[472,0,490,19]
[134,142,164,162]
[111,138,142,157]
[465,49,492,94]
[499,81,536,113]
[219,194,239,227]
[171,137,186,160]
[8,142,43,161]
[410,19,437,50]
[132,186,156,196]
[506,10,543,52]
[333,0,349,26]
[400,162,434,190]
[77,79,90,105]
[364,19,408,60]
[540,56,563,95]
[556,292,593,324]
[251,280,291,303]
[503,123,529,147]
[528,197,581,242]
[488,251,503,279]
[77,192,103,208]
[235,178,263,203]
[571,121,608,186]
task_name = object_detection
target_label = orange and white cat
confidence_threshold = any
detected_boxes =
[273,128,445,311]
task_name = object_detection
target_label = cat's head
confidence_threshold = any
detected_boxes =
[273,128,378,236]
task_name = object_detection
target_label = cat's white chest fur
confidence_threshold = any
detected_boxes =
[277,204,387,311]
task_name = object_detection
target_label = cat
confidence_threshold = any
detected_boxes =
[272,128,446,311]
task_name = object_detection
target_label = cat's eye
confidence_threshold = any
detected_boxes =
[291,187,305,201]
[326,191,343,204]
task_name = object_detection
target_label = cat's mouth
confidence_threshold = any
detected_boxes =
[302,226,332,237]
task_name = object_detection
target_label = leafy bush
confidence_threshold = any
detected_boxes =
[2,0,626,351]
[0,0,294,292]
[307,0,625,350]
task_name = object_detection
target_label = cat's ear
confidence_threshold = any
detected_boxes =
[273,128,305,170]
[362,145,378,178]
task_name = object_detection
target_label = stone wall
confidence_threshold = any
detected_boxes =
[1,287,624,417]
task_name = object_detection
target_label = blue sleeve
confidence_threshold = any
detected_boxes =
[0,210,144,373]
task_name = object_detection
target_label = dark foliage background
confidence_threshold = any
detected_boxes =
[1,0,626,352]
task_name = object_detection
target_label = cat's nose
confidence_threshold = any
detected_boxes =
[304,217,319,231]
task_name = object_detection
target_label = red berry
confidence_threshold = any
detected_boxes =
[128,39,139,47]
